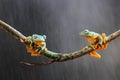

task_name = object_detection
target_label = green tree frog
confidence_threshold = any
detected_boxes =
[25,34,47,56]
[80,29,108,59]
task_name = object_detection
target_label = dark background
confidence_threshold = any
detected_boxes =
[0,0,120,80]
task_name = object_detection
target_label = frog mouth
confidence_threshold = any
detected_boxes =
[80,34,91,37]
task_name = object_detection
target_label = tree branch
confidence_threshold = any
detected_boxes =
[0,20,120,66]
[0,20,26,43]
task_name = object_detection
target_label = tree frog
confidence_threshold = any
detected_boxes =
[80,29,108,59]
[25,34,47,56]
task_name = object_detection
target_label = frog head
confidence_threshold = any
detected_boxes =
[80,29,96,37]
[31,34,46,41]
[31,34,46,46]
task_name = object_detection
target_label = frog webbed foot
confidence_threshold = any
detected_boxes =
[97,33,108,50]
[89,51,101,59]
[102,33,108,49]
[24,36,32,43]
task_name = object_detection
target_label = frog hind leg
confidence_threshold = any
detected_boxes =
[31,51,41,56]
[88,51,101,59]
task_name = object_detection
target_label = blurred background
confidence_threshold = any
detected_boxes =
[0,0,120,80]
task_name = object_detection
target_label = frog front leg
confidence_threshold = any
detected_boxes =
[102,33,108,48]
[97,33,108,50]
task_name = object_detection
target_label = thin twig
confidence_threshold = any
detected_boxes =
[20,59,55,66]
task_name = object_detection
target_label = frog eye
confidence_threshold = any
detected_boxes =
[43,35,46,39]
[84,29,89,33]
[33,35,38,39]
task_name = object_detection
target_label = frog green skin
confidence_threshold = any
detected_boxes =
[80,29,108,59]
[25,34,47,56]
